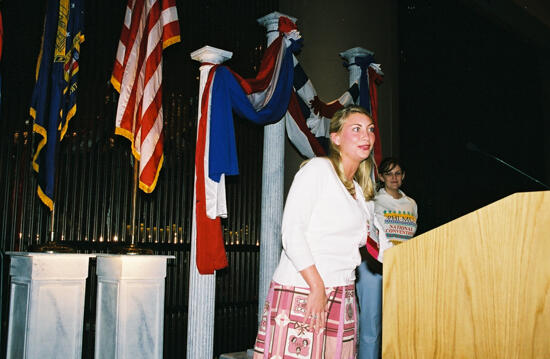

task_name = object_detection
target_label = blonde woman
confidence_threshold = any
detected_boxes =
[253,106,383,358]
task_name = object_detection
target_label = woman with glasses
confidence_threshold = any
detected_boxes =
[356,157,418,359]
[375,157,418,246]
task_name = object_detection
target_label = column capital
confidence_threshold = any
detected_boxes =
[257,11,297,33]
[190,45,233,64]
[340,47,374,65]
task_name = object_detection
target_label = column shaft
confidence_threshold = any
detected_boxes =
[187,46,232,358]
[256,11,297,323]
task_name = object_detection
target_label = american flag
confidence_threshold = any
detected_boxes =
[111,0,180,193]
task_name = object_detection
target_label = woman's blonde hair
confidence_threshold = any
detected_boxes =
[328,105,377,201]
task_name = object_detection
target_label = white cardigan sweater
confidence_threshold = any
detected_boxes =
[272,157,376,287]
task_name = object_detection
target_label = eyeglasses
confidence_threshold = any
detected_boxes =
[382,171,402,177]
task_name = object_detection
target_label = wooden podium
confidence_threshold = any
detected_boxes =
[382,191,550,358]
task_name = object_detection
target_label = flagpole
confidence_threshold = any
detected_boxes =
[114,157,152,255]
[30,135,73,253]
[50,203,55,242]
[130,157,139,246]
[110,0,180,256]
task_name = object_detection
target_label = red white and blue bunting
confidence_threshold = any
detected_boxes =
[194,17,384,274]
[289,54,384,163]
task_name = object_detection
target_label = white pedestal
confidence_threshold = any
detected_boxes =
[94,255,173,359]
[6,252,94,359]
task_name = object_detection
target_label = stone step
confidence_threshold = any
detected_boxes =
[219,348,254,359]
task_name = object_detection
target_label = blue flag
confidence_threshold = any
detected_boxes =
[30,0,84,210]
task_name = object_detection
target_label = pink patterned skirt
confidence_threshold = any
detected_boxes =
[253,282,357,359]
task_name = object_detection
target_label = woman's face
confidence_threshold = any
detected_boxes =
[381,164,404,192]
[330,112,375,166]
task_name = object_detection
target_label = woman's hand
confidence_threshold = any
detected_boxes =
[304,287,328,332]
[299,264,328,333]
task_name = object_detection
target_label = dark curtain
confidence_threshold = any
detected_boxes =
[0,0,278,357]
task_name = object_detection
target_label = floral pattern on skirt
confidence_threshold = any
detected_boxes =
[253,282,357,359]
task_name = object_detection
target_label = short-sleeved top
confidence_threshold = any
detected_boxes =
[374,188,418,244]
[272,157,375,287]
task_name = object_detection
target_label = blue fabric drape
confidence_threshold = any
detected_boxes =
[208,38,300,182]
[355,54,376,114]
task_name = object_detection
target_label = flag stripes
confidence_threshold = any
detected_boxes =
[111,0,180,193]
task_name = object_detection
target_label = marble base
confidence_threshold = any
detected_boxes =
[94,255,173,359]
[6,253,93,359]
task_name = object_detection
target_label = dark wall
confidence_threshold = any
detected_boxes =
[398,0,550,234]
[0,1,277,357]
[279,0,400,196]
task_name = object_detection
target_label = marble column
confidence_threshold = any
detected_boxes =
[256,10,297,323]
[340,47,374,88]
[94,255,173,359]
[6,253,93,359]
[187,45,233,359]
